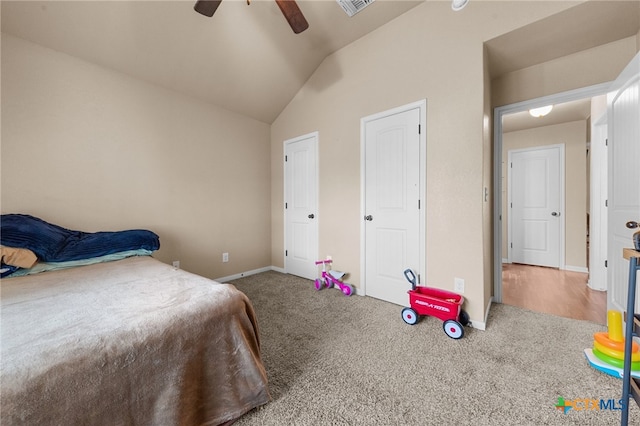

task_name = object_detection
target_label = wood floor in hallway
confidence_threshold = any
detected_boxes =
[502,263,607,325]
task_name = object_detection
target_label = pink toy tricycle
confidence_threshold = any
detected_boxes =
[314,259,354,296]
[401,269,470,339]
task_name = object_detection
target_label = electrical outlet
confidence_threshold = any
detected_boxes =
[172,260,180,269]
[222,252,229,263]
[454,277,465,293]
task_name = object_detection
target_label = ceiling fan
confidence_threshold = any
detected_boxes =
[194,0,309,34]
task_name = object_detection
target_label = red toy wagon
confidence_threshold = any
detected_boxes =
[401,269,470,339]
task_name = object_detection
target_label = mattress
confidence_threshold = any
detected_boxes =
[0,256,270,425]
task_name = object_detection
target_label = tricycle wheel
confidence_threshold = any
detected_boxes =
[443,320,464,339]
[314,278,323,291]
[401,307,419,325]
[458,309,470,326]
[325,278,333,289]
[341,284,353,296]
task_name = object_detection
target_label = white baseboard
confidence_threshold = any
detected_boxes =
[468,297,491,331]
[218,266,363,296]
[564,265,589,274]
[215,266,279,283]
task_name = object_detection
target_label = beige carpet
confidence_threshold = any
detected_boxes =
[231,271,639,425]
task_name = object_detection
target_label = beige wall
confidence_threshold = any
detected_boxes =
[271,1,576,324]
[501,121,588,270]
[1,34,272,280]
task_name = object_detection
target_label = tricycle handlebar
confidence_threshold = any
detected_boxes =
[315,259,333,265]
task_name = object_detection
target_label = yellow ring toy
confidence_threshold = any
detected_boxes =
[594,332,640,352]
[594,341,640,362]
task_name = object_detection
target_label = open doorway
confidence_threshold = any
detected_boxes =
[493,84,611,324]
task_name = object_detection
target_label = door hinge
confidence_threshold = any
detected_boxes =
[285,155,288,162]
[605,260,608,268]
[418,124,421,134]
[605,138,608,146]
[510,242,513,248]
[285,202,288,209]
[605,199,608,207]
[285,250,288,257]
[418,199,421,209]
[418,274,421,284]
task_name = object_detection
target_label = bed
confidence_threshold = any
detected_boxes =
[0,215,270,425]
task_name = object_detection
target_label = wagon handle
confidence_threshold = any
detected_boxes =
[403,269,417,290]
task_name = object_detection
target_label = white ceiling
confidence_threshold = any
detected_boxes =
[2,1,639,126]
[1,0,423,123]
[487,1,640,133]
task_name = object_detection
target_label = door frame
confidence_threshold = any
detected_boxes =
[506,144,565,268]
[360,99,427,296]
[284,131,319,279]
[493,83,611,303]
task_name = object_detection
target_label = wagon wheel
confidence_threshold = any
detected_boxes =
[458,309,470,326]
[443,320,464,339]
[401,307,419,325]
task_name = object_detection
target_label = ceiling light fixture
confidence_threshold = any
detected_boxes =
[529,105,553,118]
[451,0,469,11]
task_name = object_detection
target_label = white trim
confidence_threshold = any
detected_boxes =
[506,144,566,269]
[215,266,276,283]
[360,99,427,297]
[216,266,364,297]
[468,297,492,331]
[271,266,286,274]
[493,82,611,303]
[564,265,589,274]
[283,131,320,280]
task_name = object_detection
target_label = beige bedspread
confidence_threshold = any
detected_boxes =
[0,256,270,425]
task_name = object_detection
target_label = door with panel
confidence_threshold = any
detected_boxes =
[508,145,563,268]
[285,133,318,280]
[364,107,421,306]
[607,52,640,314]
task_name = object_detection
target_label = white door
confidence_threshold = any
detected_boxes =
[588,117,608,291]
[363,107,421,306]
[607,52,640,314]
[508,145,563,268]
[285,132,318,280]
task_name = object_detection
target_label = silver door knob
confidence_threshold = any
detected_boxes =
[364,215,373,221]
[626,221,639,229]
[551,212,560,217]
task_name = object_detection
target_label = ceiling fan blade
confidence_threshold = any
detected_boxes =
[194,0,222,17]
[275,0,309,34]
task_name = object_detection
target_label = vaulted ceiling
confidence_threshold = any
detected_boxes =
[2,1,639,125]
[1,0,423,123]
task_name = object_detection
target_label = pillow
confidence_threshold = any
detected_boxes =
[0,246,38,268]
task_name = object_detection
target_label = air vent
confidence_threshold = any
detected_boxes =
[336,0,375,17]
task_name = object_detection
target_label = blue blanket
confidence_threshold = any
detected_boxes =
[1,214,160,263]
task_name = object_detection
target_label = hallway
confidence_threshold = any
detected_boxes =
[502,263,607,325]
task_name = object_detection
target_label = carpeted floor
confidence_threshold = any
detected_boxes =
[230,271,639,425]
